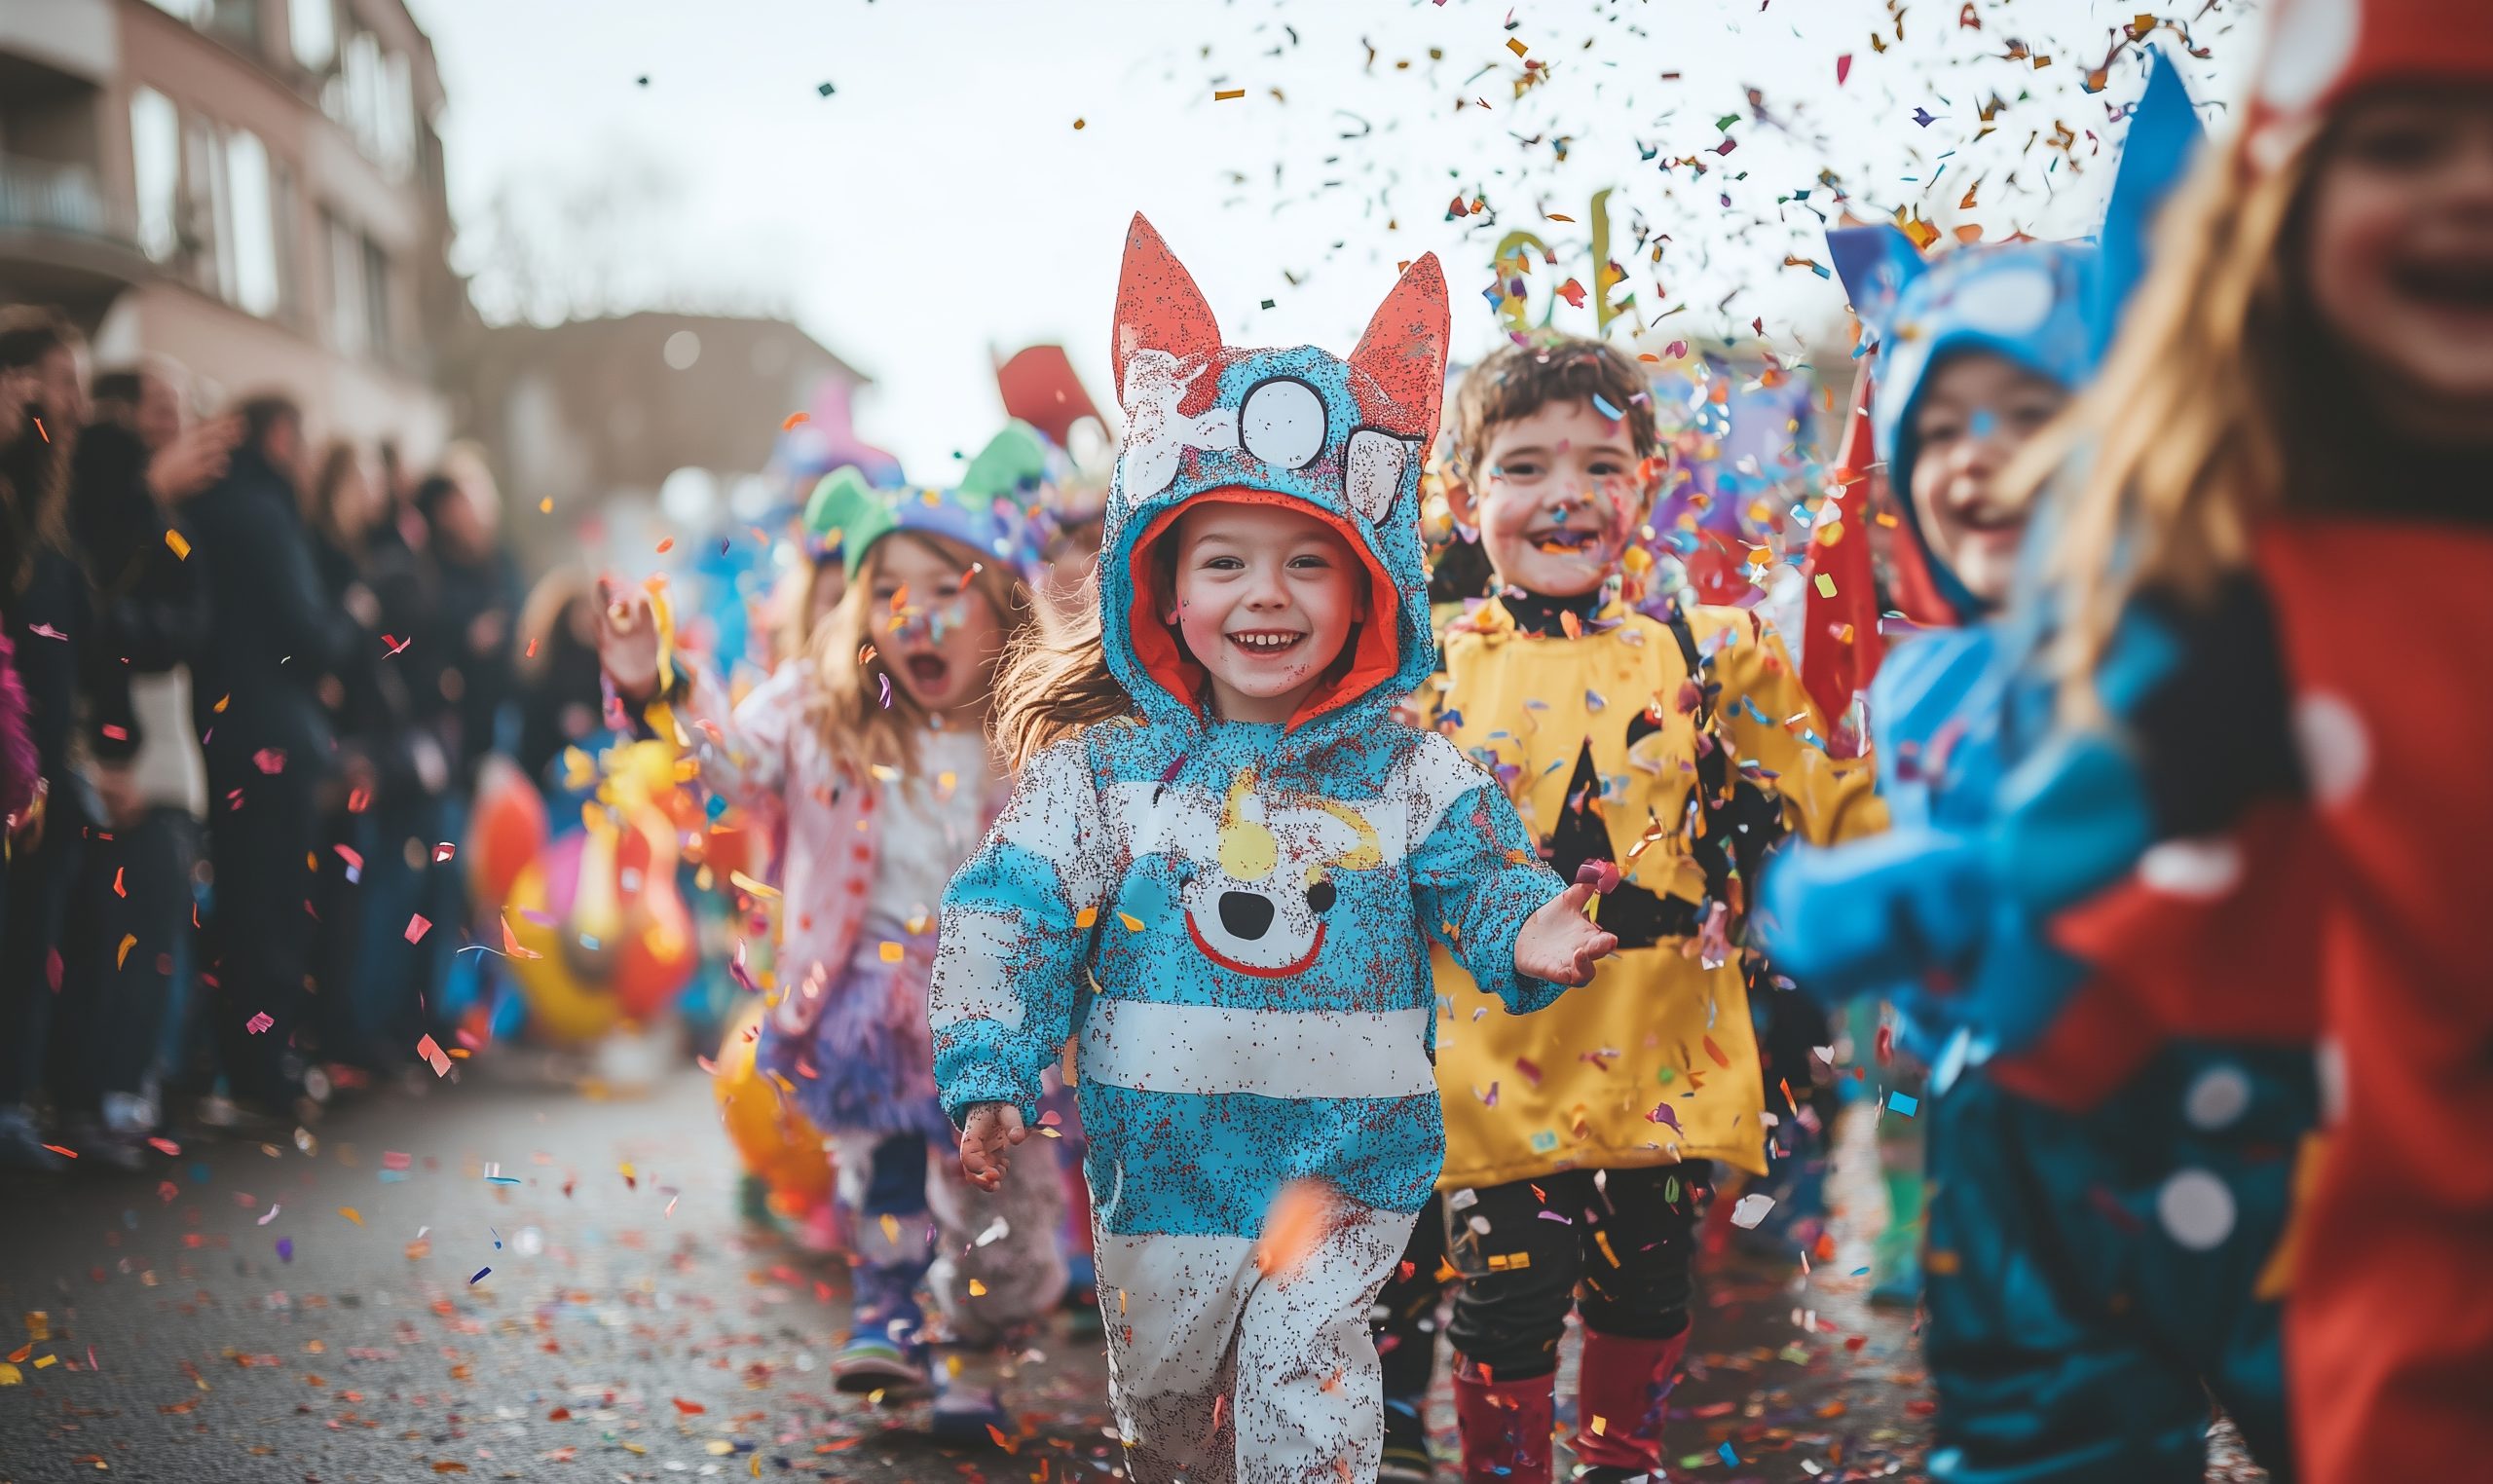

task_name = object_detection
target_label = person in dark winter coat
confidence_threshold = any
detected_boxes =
[183,393,352,1121]
[0,309,124,1169]
[49,361,230,1165]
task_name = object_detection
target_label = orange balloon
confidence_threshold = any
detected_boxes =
[713,999,832,1207]
[468,758,549,908]
[610,807,696,1021]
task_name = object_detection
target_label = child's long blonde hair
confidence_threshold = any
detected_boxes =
[2006,126,2328,721]
[802,530,1033,777]
[989,567,1141,767]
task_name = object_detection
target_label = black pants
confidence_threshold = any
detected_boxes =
[205,763,321,1107]
[51,807,198,1113]
[0,816,84,1109]
[1375,1191,1451,1406]
[1443,1163,1712,1380]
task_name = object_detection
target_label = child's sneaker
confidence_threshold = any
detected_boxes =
[833,1260,928,1393]
[1378,1399,1435,1481]
[928,1377,1010,1444]
[830,1331,927,1393]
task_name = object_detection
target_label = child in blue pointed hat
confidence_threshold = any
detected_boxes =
[1762,55,2311,1484]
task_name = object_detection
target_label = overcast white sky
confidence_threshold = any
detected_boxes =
[405,0,2269,484]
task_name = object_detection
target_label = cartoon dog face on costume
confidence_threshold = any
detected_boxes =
[1164,768,1384,978]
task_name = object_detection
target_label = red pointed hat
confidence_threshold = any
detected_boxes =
[2250,0,2493,168]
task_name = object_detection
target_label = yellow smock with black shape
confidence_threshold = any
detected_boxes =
[1422,596,1883,1184]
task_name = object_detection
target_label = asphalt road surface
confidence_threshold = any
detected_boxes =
[1,1051,2256,1483]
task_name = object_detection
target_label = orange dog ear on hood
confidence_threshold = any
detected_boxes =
[1348,254,1450,440]
[1111,214,1223,407]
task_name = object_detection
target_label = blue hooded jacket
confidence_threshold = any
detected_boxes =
[1761,55,2203,1068]
[930,218,1570,1239]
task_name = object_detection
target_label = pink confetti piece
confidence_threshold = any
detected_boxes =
[257,1203,281,1226]
[245,1011,275,1035]
[251,748,286,774]
[431,842,457,863]
[415,1034,452,1076]
[405,913,431,943]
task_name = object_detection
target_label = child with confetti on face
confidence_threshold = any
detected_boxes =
[1769,3,2493,1479]
[931,216,1612,1484]
[1765,53,2314,1483]
[595,442,1068,1443]
[1390,337,1879,1484]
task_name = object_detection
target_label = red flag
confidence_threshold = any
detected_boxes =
[1800,363,1887,723]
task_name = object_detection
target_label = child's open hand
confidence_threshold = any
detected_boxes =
[594,576,661,701]
[957,1102,1027,1191]
[1514,882,1618,987]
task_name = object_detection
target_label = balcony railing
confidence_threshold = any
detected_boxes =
[0,153,136,244]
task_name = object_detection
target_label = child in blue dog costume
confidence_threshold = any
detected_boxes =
[1763,56,2310,1484]
[930,216,1613,1484]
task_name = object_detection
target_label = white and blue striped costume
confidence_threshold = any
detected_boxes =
[932,219,1567,1482]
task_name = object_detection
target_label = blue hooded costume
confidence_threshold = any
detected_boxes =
[1760,56,2312,1484]
[929,217,1570,1483]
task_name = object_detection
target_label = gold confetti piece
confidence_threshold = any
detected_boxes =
[1213,88,1245,100]
[967,1278,987,1296]
[1115,911,1144,932]
[338,1207,362,1225]
[165,530,191,560]
[1075,907,1098,929]
[877,941,904,964]
[727,871,781,901]
[1507,37,1529,56]
[538,497,552,513]
[116,934,136,969]
[1814,574,1838,598]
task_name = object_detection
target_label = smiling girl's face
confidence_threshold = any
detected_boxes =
[1907,352,2070,606]
[1447,398,1653,600]
[1165,500,1365,725]
[2304,89,2493,445]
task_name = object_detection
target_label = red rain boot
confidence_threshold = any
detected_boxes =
[1571,1326,1691,1475]
[1453,1356,1555,1484]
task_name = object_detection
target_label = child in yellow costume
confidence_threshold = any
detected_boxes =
[1382,338,1880,1484]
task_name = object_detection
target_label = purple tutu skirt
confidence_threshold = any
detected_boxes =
[756,937,954,1143]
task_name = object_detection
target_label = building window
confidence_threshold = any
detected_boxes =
[130,89,182,263]
[181,116,226,296]
[205,0,260,48]
[361,235,393,357]
[324,26,416,180]
[323,210,392,360]
[289,0,337,71]
[324,209,364,356]
[223,129,281,317]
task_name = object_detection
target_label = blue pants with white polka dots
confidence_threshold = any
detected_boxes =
[1921,1045,2317,1484]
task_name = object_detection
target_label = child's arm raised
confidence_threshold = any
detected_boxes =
[1405,733,1595,1014]
[595,579,795,811]
[932,737,1112,1186]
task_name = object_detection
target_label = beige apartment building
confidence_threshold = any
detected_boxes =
[0,0,461,458]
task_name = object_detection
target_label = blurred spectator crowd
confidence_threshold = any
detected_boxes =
[0,303,544,1172]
